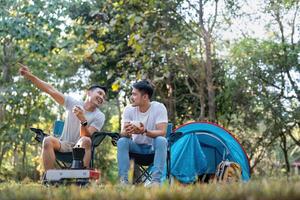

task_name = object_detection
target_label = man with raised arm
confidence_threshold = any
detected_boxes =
[117,80,168,186]
[19,63,106,170]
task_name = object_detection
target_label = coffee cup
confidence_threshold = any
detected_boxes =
[131,121,142,128]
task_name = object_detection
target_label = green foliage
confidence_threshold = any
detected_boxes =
[0,0,83,180]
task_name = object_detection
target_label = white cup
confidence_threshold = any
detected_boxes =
[131,121,142,128]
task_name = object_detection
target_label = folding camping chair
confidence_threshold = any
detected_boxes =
[30,120,119,168]
[129,123,182,184]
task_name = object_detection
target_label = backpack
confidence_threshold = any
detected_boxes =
[214,161,242,183]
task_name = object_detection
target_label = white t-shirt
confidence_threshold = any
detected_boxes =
[59,95,105,143]
[122,101,168,145]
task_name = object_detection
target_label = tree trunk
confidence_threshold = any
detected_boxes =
[13,143,18,167]
[280,134,290,174]
[0,104,4,125]
[198,0,216,121]
[203,32,216,121]
[0,143,3,169]
[0,141,10,172]
[167,71,176,124]
[198,63,206,120]
[2,38,13,82]
[22,141,27,178]
[117,97,122,132]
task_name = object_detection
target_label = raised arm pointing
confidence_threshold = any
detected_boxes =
[18,63,65,105]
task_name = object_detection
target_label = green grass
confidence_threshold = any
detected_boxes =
[1,178,300,200]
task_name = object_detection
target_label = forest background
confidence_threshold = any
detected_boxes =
[0,0,299,183]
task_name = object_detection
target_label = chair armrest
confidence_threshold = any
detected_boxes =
[91,132,120,147]
[168,132,183,146]
[30,127,49,143]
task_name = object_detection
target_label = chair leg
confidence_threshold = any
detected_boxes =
[167,150,170,179]
[134,165,152,184]
[133,164,143,184]
[90,148,94,169]
[141,167,152,183]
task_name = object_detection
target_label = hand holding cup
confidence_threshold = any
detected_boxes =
[130,121,145,134]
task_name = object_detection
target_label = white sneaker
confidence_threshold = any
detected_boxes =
[119,177,129,185]
[144,181,160,188]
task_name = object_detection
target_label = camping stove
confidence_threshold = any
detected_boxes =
[43,169,100,185]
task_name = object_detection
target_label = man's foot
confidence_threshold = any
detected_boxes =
[119,177,129,185]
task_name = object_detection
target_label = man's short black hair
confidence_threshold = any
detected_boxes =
[88,85,107,94]
[132,80,154,99]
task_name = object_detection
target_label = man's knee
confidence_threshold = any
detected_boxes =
[117,137,130,149]
[79,136,92,149]
[154,136,167,148]
[42,136,55,150]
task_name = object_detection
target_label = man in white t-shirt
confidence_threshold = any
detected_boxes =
[117,80,168,186]
[19,64,106,170]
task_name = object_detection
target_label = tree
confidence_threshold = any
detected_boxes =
[0,0,83,180]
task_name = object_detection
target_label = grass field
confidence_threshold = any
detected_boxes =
[0,177,299,200]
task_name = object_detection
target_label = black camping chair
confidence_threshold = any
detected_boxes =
[30,120,120,169]
[129,123,183,184]
[129,152,154,184]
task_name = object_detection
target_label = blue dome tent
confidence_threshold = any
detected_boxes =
[170,122,251,183]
